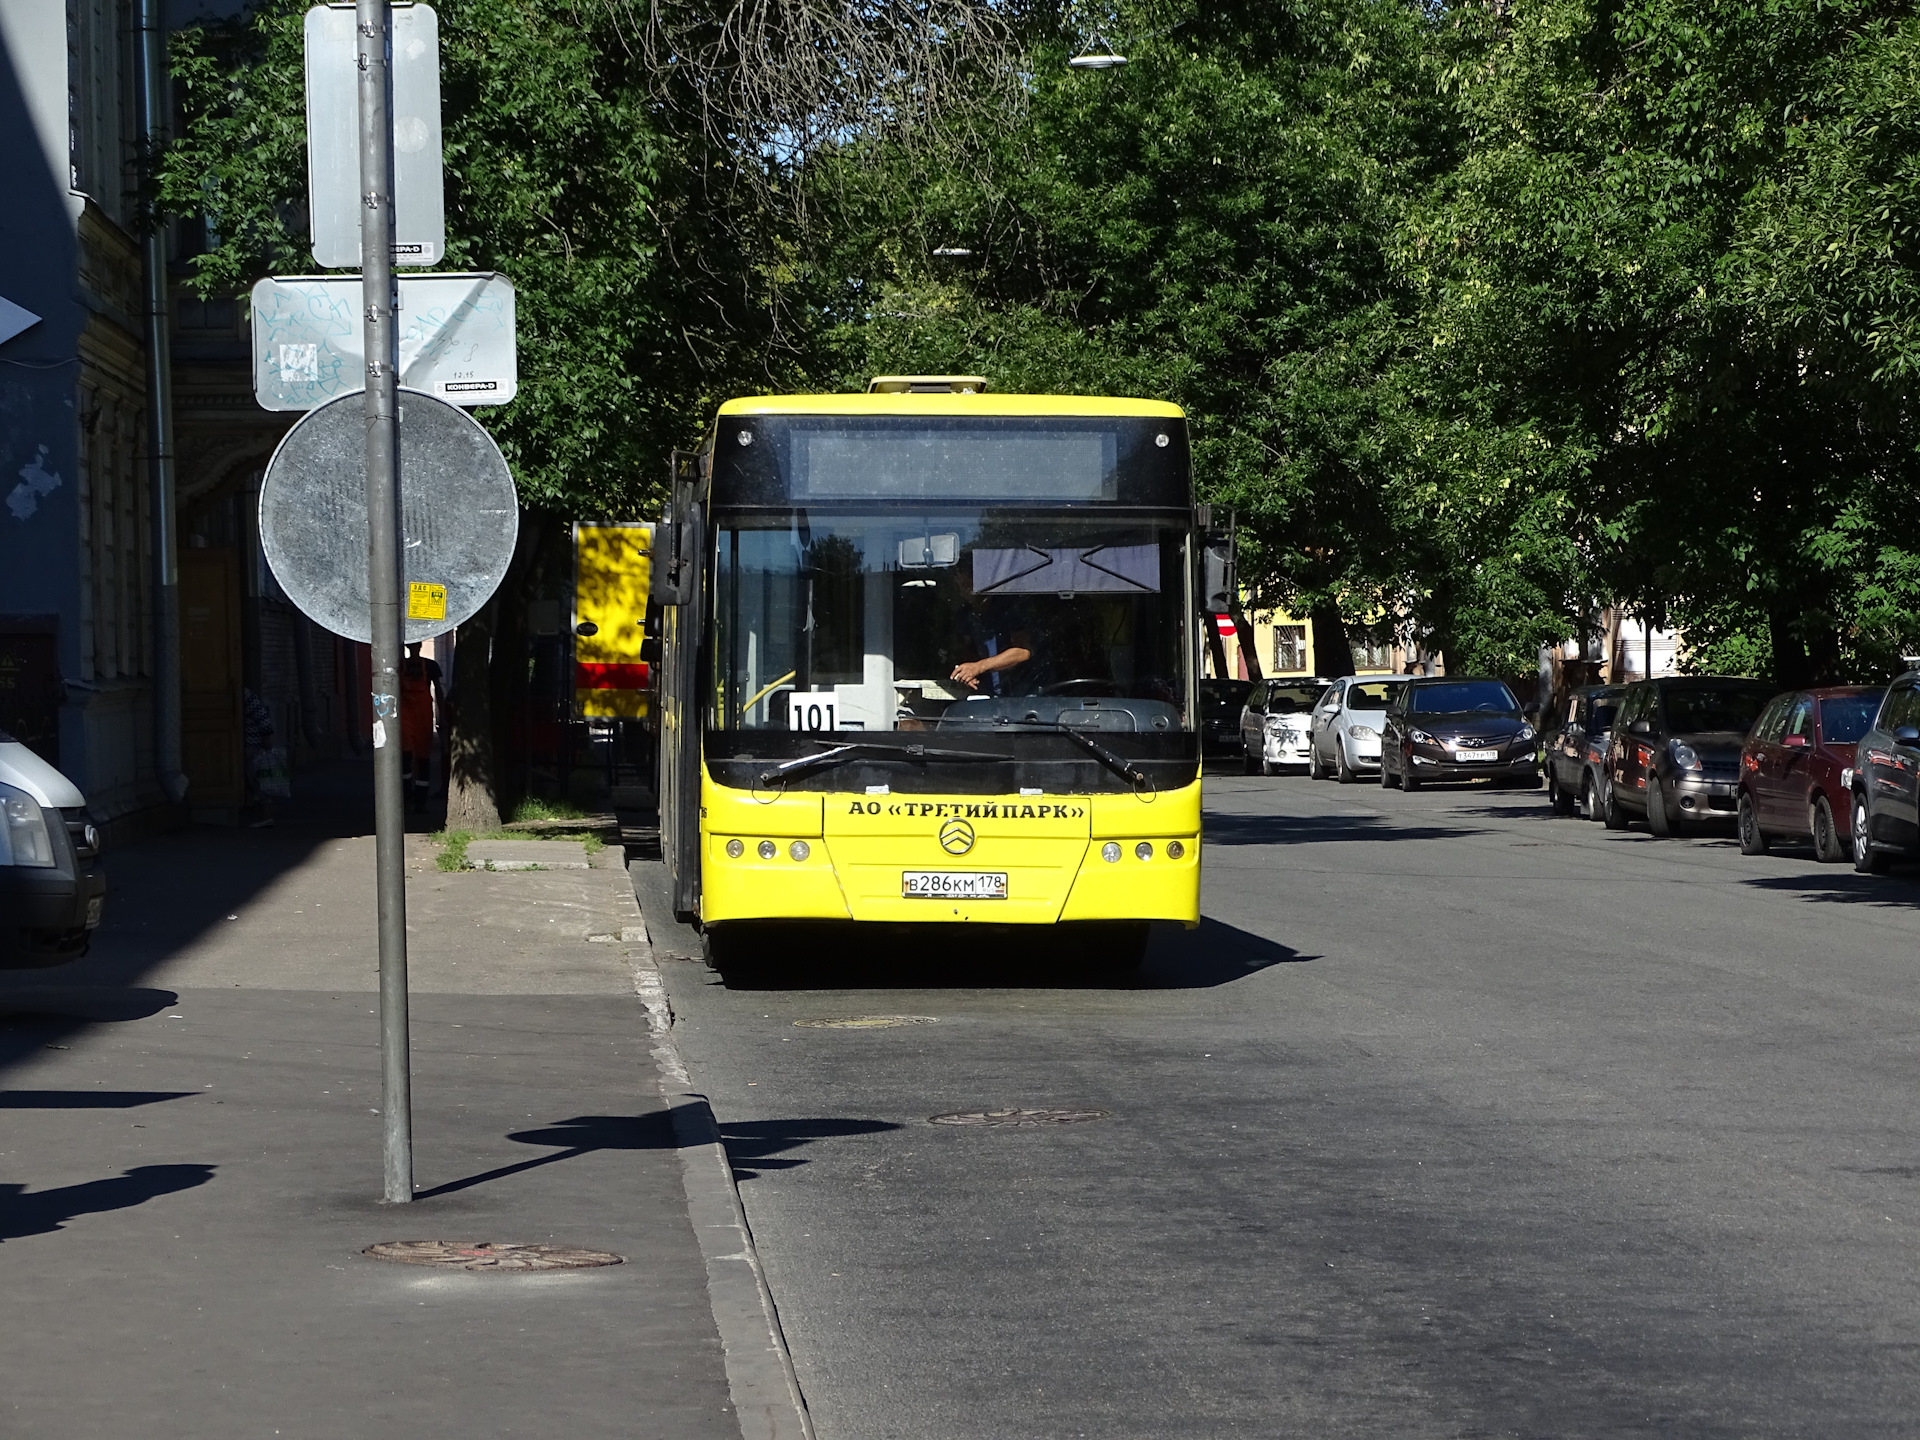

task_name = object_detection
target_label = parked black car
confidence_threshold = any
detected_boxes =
[1545,683,1626,820]
[1200,678,1254,757]
[1379,678,1538,790]
[1849,671,1920,873]
[1602,676,1774,835]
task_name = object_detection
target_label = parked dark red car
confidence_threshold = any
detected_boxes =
[1737,685,1886,861]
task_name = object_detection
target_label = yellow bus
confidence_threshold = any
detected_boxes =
[650,378,1202,972]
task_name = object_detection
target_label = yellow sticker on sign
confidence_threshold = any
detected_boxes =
[407,582,448,621]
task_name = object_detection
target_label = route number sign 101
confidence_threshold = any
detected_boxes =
[787,698,837,731]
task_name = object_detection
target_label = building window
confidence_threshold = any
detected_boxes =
[1355,636,1392,670]
[1271,625,1307,673]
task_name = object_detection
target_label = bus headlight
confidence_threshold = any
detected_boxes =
[1101,841,1121,863]
[757,840,777,859]
[726,839,744,858]
[1166,840,1185,859]
[789,840,810,861]
[1135,841,1153,860]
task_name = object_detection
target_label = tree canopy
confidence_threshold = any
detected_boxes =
[161,0,1920,690]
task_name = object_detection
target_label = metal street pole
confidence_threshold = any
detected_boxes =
[357,0,413,1203]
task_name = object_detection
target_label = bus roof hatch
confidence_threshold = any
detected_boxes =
[866,375,989,394]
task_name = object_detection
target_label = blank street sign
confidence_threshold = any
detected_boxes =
[250,272,516,411]
[259,388,519,644]
[305,4,444,268]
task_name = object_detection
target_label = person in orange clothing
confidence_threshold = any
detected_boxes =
[399,642,443,807]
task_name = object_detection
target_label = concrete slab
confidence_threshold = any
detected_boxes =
[467,839,592,871]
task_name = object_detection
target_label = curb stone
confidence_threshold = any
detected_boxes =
[628,918,815,1440]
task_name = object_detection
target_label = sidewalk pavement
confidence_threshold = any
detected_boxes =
[0,769,748,1439]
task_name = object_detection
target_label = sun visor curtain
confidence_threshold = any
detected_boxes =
[973,544,1161,594]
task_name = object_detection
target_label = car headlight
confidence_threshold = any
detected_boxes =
[1670,741,1703,772]
[1409,729,1436,746]
[1517,723,1535,743]
[0,782,56,867]
[1348,724,1379,740]
[1263,716,1287,732]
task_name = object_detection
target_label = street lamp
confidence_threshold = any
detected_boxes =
[1068,33,1127,69]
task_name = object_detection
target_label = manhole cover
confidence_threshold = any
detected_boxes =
[794,1015,939,1029]
[928,1107,1110,1127]
[362,1241,623,1271]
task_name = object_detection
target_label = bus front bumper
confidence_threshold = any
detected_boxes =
[698,774,1202,927]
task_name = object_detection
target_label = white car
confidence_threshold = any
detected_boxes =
[1239,680,1331,774]
[0,728,104,966]
[1307,675,1410,782]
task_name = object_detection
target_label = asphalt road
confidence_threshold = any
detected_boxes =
[656,767,1920,1440]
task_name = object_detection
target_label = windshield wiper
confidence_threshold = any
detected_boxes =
[983,720,1151,790]
[758,742,1014,786]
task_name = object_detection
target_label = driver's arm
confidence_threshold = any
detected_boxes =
[951,646,1031,689]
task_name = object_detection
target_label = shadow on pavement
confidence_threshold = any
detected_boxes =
[1204,811,1487,846]
[1139,916,1314,988]
[0,1090,197,1109]
[721,1117,902,1181]
[0,987,178,1073]
[0,1164,216,1243]
[706,914,1308,992]
[414,1111,681,1200]
[1741,870,1920,908]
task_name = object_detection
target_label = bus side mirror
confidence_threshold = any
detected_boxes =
[1201,536,1234,613]
[650,512,702,606]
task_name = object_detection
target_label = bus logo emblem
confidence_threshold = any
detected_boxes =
[939,819,976,855]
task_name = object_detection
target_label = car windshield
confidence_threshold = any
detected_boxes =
[1411,681,1519,715]
[1346,681,1401,709]
[1589,700,1619,731]
[1662,685,1772,734]
[710,510,1192,732]
[1820,692,1884,745]
[1264,685,1321,715]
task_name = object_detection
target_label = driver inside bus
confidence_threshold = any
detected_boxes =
[950,572,1034,693]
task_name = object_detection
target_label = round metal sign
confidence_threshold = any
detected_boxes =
[259,388,518,643]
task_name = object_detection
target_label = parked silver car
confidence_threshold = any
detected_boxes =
[1307,674,1409,783]
[1239,680,1330,774]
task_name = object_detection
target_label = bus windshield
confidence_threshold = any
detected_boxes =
[711,510,1191,733]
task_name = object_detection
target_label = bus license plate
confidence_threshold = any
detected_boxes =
[1455,749,1497,762]
[902,871,1008,900]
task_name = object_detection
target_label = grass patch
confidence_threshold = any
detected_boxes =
[511,796,590,824]
[434,830,472,871]
[581,832,605,857]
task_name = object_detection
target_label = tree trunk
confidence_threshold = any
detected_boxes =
[1310,598,1354,678]
[1226,598,1264,683]
[1769,603,1815,689]
[1202,611,1230,680]
[444,512,546,832]
[444,600,501,833]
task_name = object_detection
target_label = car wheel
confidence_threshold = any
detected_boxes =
[1241,745,1259,775]
[1261,755,1278,777]
[1548,772,1575,816]
[1853,793,1891,874]
[1308,743,1328,780]
[1380,754,1398,789]
[1603,779,1629,830]
[1737,792,1769,855]
[1581,773,1600,822]
[1646,775,1679,837]
[1336,741,1356,785]
[1402,763,1421,792]
[1811,793,1847,864]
